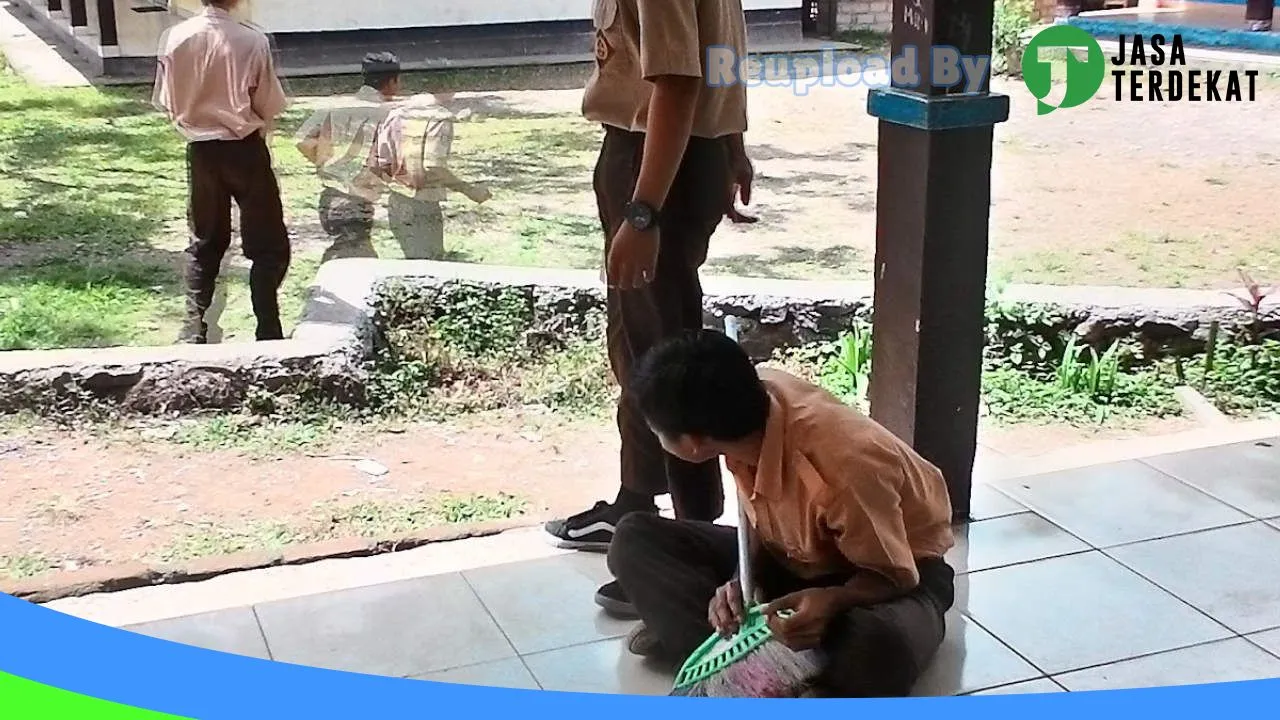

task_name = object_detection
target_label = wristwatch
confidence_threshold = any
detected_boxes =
[623,200,659,232]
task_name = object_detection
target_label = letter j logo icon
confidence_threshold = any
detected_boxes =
[1022,25,1106,115]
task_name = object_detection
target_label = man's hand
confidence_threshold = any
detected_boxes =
[606,223,659,290]
[465,184,492,204]
[726,142,757,224]
[708,578,746,637]
[763,588,846,651]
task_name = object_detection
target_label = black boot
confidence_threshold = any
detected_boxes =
[250,259,289,341]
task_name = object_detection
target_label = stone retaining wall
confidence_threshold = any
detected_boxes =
[0,259,1275,414]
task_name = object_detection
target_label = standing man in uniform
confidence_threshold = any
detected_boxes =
[154,0,292,344]
[542,0,755,619]
[296,52,404,263]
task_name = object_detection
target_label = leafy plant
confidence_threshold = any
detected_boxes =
[984,366,1180,426]
[984,283,1070,374]
[993,0,1036,76]
[1174,338,1280,416]
[1223,267,1276,343]
[833,324,873,405]
[1056,337,1122,401]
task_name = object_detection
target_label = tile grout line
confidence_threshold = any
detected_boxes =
[957,610,1053,681]
[959,505,1102,575]
[960,547,1095,577]
[954,509,1111,680]
[457,571,526,670]
[958,675,1057,696]
[1243,629,1280,662]
[1135,455,1278,522]
[1094,543,1245,640]
[959,544,1246,683]
[1041,635,1255,685]
[250,605,276,662]
[1096,518,1265,553]
[997,480,1259,554]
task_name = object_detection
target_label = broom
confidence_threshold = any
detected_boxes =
[668,318,825,698]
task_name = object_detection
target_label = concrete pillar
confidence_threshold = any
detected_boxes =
[865,0,1009,522]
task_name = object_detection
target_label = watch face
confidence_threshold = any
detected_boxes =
[627,202,655,230]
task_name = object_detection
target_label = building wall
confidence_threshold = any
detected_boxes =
[116,0,185,57]
[836,0,893,33]
[170,0,799,33]
[835,0,1055,35]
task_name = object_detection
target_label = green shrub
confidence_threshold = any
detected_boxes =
[993,0,1036,76]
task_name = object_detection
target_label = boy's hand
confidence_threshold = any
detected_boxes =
[708,578,746,637]
[763,588,845,651]
[606,223,659,290]
[466,184,492,204]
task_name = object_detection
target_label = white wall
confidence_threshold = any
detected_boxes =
[247,0,800,34]
[116,0,183,57]
[128,0,801,55]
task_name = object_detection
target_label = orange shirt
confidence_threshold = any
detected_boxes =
[153,7,288,143]
[725,369,955,590]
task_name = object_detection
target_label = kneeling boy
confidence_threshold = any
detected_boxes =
[608,330,956,697]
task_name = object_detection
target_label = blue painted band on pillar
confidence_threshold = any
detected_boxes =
[866,87,1011,131]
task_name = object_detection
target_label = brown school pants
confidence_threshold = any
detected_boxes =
[185,131,291,342]
[1246,0,1274,26]
[609,513,955,697]
[596,126,731,523]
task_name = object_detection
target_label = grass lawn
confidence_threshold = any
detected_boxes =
[3,47,1278,351]
[0,59,605,351]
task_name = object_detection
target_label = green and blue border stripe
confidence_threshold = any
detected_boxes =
[1,592,1279,717]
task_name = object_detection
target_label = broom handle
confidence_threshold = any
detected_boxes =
[723,315,755,606]
[736,493,754,607]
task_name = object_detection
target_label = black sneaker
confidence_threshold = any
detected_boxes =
[544,501,627,552]
[595,580,638,619]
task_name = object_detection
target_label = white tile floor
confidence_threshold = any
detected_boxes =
[79,437,1280,695]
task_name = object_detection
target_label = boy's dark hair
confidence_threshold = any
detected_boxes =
[629,329,770,442]
[362,52,401,91]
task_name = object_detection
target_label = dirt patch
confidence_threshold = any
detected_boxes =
[454,71,1280,287]
[0,414,620,577]
[980,415,1197,458]
[0,410,1199,584]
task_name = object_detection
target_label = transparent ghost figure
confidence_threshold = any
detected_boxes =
[377,94,489,261]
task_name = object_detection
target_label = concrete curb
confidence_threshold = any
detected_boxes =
[0,516,545,604]
[2,258,1276,414]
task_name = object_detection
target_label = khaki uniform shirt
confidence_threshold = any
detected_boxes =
[296,85,395,201]
[582,0,749,139]
[153,7,287,143]
[372,96,457,203]
[724,369,955,589]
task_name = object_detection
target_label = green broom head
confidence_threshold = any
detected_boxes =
[670,604,821,698]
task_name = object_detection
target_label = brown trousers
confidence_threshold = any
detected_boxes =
[595,126,731,522]
[185,132,291,342]
[1246,0,1274,25]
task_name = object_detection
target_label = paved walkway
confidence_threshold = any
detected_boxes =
[42,423,1280,695]
[0,1,94,87]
